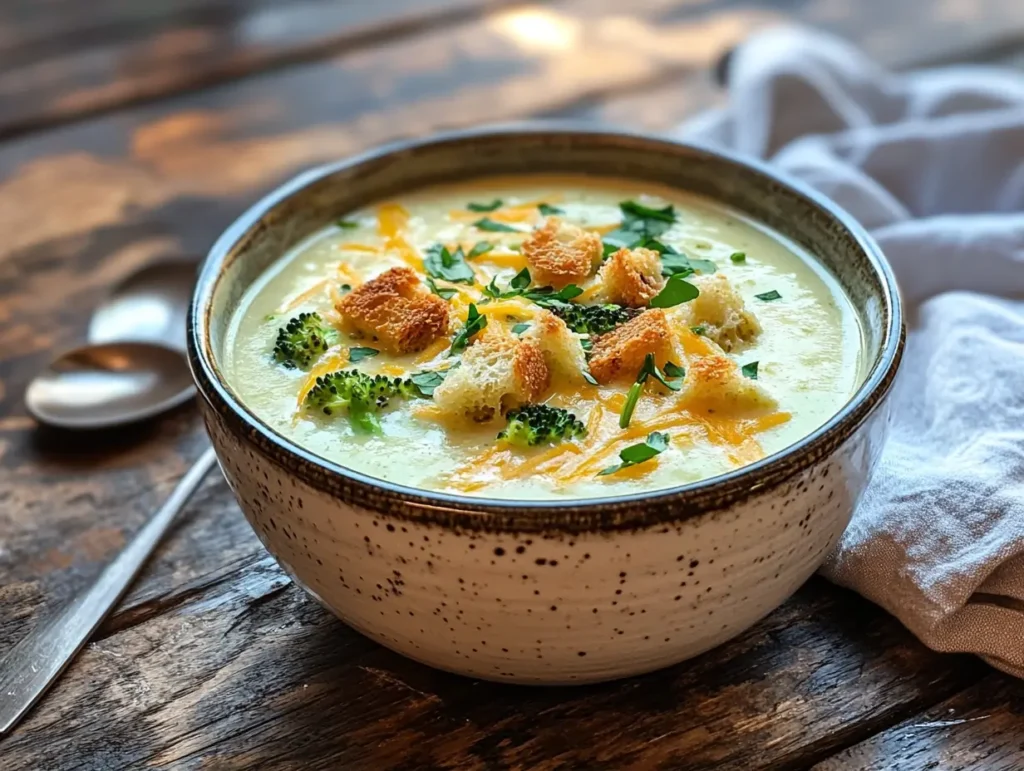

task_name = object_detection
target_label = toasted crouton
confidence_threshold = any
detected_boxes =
[433,326,550,422]
[588,309,674,384]
[672,273,760,352]
[521,217,602,288]
[336,267,449,354]
[683,354,776,414]
[598,247,665,307]
[522,311,588,385]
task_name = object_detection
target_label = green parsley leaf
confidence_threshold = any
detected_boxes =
[467,199,503,212]
[580,338,593,352]
[424,243,474,284]
[450,304,487,354]
[730,251,747,263]
[690,325,707,336]
[336,218,359,229]
[538,203,565,216]
[620,201,676,223]
[619,381,644,429]
[650,274,700,308]
[425,276,457,300]
[474,218,522,233]
[339,283,352,293]
[467,241,494,258]
[348,347,379,363]
[742,361,759,380]
[410,370,447,397]
[664,361,685,379]
[510,268,532,291]
[755,289,782,302]
[511,322,531,335]
[638,353,682,392]
[601,200,678,253]
[598,432,670,476]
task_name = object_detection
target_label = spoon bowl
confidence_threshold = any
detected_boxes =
[88,260,197,351]
[25,341,195,430]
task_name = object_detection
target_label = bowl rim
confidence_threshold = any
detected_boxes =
[188,122,904,533]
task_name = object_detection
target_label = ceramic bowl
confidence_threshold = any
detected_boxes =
[188,124,903,685]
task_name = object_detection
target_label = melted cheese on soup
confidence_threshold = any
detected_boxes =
[223,176,863,500]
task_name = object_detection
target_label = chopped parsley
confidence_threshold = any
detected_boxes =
[425,276,457,300]
[336,218,359,229]
[347,346,379,363]
[424,243,474,284]
[730,251,747,263]
[483,268,583,307]
[755,289,782,302]
[467,199,503,212]
[450,303,487,354]
[619,353,680,428]
[690,325,707,336]
[409,370,447,397]
[538,203,564,216]
[663,361,685,379]
[602,200,677,253]
[599,432,670,476]
[742,361,759,380]
[474,218,522,233]
[511,322,531,335]
[649,273,700,308]
[467,241,494,258]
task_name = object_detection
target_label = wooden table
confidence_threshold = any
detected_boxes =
[1,1,1022,768]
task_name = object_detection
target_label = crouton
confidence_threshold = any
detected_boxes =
[672,273,760,352]
[588,309,674,385]
[683,354,777,414]
[433,326,550,422]
[521,217,602,288]
[336,267,449,354]
[598,246,665,307]
[522,310,588,385]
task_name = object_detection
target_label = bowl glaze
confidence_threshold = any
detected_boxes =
[188,124,904,684]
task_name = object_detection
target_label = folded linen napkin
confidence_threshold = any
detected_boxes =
[678,27,1024,677]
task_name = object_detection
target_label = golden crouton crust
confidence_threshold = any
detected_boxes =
[512,340,551,402]
[599,247,665,307]
[336,267,449,354]
[684,353,777,413]
[522,217,602,288]
[588,309,674,384]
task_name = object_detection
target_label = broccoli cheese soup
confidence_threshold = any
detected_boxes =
[223,176,863,500]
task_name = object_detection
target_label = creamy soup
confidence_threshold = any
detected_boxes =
[223,176,863,500]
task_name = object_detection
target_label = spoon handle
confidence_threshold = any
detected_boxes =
[0,447,218,737]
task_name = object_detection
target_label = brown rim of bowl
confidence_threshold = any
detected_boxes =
[188,122,904,534]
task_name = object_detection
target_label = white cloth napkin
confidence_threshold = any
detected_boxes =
[678,26,1024,677]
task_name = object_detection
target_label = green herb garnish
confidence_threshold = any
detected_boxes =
[474,218,522,233]
[347,346,379,363]
[425,276,457,300]
[538,203,565,216]
[664,361,685,379]
[690,325,707,336]
[424,243,474,284]
[742,361,759,380]
[649,273,700,308]
[511,322,531,335]
[467,199,503,212]
[755,290,781,302]
[730,251,747,263]
[468,241,495,258]
[450,303,487,354]
[336,218,359,229]
[602,200,677,253]
[599,432,670,476]
[409,370,447,397]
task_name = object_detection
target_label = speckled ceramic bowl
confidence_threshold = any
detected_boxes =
[188,124,903,685]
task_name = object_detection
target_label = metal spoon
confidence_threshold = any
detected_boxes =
[0,265,215,738]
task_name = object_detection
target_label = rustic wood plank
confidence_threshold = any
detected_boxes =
[4,0,1024,140]
[0,578,986,770]
[3,0,1024,766]
[814,676,1024,771]
[0,0,527,140]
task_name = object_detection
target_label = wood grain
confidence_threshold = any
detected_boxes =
[0,579,986,770]
[2,0,1024,768]
[814,676,1024,771]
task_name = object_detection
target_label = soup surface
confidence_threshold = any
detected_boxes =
[224,176,863,500]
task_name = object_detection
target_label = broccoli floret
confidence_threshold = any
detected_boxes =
[497,404,587,448]
[273,312,337,369]
[304,370,419,433]
[546,302,641,335]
